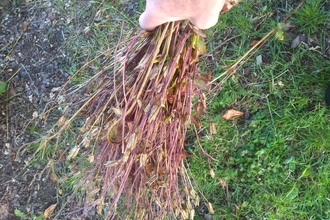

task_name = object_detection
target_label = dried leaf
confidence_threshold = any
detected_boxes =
[97,197,104,215]
[193,78,208,90]
[23,22,30,31]
[207,202,214,214]
[190,209,195,220]
[82,135,91,147]
[88,154,94,163]
[219,177,227,188]
[112,107,122,116]
[191,115,201,126]
[148,105,160,122]
[222,109,244,121]
[181,209,189,219]
[139,153,148,167]
[122,149,131,162]
[126,133,137,150]
[221,0,241,13]
[67,146,80,160]
[250,39,260,47]
[88,188,100,198]
[209,168,215,178]
[58,116,66,126]
[84,26,91,34]
[196,102,205,118]
[104,160,119,167]
[107,123,119,143]
[50,172,57,182]
[282,21,295,31]
[200,70,212,82]
[44,204,57,218]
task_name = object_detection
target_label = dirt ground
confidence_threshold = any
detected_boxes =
[0,0,144,219]
[0,1,71,219]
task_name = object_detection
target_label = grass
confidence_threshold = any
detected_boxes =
[24,0,330,219]
[186,0,330,219]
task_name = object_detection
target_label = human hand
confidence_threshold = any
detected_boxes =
[139,0,226,31]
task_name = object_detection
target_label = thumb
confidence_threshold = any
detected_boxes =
[139,11,161,31]
[139,10,184,31]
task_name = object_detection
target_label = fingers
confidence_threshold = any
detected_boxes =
[139,0,226,31]
[189,12,221,30]
[140,12,219,31]
[139,11,184,31]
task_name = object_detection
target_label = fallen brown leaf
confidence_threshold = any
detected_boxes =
[0,203,9,220]
[97,197,104,215]
[44,204,57,218]
[250,39,260,47]
[221,0,242,13]
[222,109,244,121]
[23,22,30,32]
[50,172,57,182]
[209,168,215,178]
[219,177,227,188]
[207,202,215,214]
[209,121,217,134]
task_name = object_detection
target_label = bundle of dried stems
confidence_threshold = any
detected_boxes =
[32,1,242,219]
[77,21,207,219]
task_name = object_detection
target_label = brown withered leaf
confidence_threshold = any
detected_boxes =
[97,197,104,215]
[200,70,212,82]
[209,168,215,178]
[58,116,66,126]
[44,204,57,218]
[222,109,244,121]
[209,121,217,134]
[23,22,30,31]
[193,78,209,90]
[196,102,205,118]
[50,172,57,182]
[250,39,261,47]
[67,146,80,160]
[191,115,201,127]
[207,202,215,214]
[0,203,9,219]
[221,0,241,13]
[219,177,227,188]
[58,149,66,161]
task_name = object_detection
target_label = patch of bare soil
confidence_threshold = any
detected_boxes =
[0,1,69,219]
[0,0,143,218]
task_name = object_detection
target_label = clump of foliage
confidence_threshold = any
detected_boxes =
[294,0,329,34]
